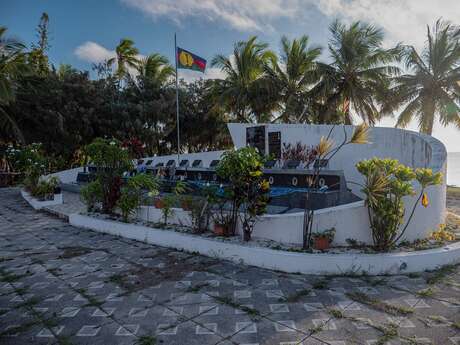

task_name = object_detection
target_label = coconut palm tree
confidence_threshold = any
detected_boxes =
[137,53,174,86]
[109,38,140,81]
[311,20,401,125]
[211,36,276,123]
[266,35,322,123]
[383,20,460,135]
[0,26,28,142]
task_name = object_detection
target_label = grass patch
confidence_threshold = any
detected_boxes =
[186,282,209,293]
[346,292,413,316]
[425,264,457,285]
[312,279,329,290]
[453,321,460,330]
[135,335,157,345]
[15,297,41,309]
[213,295,260,318]
[416,287,435,297]
[58,246,92,259]
[375,323,399,345]
[327,308,344,318]
[281,288,312,303]
[0,319,41,337]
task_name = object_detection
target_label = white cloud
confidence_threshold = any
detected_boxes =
[74,41,115,62]
[179,66,226,82]
[74,41,146,76]
[121,0,301,31]
[314,0,460,49]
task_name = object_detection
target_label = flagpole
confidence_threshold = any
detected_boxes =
[174,32,180,164]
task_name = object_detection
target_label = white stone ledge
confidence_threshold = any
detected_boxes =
[68,213,460,276]
[21,189,63,210]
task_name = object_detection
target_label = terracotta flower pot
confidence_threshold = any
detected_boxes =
[181,200,192,211]
[154,198,164,209]
[214,224,228,236]
[314,237,330,250]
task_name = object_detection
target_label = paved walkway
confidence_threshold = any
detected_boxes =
[0,188,459,345]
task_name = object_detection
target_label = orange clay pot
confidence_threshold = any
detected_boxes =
[314,237,330,250]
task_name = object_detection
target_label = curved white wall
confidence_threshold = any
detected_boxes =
[228,124,447,244]
[52,124,447,246]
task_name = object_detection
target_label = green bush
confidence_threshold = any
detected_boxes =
[32,176,60,199]
[356,158,442,251]
[216,147,270,241]
[159,181,187,225]
[6,143,48,191]
[84,138,133,213]
[80,180,103,212]
[117,173,159,222]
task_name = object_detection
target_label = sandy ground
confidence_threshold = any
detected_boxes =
[447,186,460,237]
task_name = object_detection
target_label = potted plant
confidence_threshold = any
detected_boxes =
[311,228,336,250]
[180,194,194,211]
[154,197,164,209]
[213,218,230,236]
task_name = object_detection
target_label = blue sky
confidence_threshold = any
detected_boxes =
[1,0,460,151]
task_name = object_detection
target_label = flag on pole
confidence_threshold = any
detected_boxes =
[177,47,206,73]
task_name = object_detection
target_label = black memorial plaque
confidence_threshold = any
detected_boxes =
[268,131,281,159]
[246,126,266,155]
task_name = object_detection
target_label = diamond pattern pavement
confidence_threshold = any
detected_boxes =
[0,187,459,345]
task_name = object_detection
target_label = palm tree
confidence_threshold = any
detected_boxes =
[211,36,276,123]
[383,20,460,135]
[0,26,28,142]
[266,35,322,123]
[312,20,401,125]
[137,53,174,86]
[109,38,140,81]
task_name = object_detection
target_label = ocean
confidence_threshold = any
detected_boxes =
[447,152,460,186]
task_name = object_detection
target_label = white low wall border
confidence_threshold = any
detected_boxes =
[21,189,63,210]
[69,213,460,276]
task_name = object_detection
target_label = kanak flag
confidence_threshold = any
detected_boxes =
[177,47,206,73]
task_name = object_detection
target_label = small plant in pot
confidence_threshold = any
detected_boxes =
[311,228,335,250]
[153,197,164,209]
[180,194,194,211]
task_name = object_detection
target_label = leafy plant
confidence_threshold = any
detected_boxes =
[6,143,48,191]
[216,147,270,241]
[159,180,186,225]
[302,123,369,249]
[282,142,317,167]
[356,158,442,251]
[84,138,133,213]
[311,228,336,243]
[31,176,59,199]
[188,197,211,233]
[80,180,103,211]
[117,173,159,222]
[429,224,456,242]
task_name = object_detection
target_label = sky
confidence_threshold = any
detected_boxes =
[1,0,459,152]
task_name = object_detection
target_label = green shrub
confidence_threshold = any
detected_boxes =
[84,138,133,213]
[7,143,48,191]
[117,173,159,222]
[80,180,103,212]
[30,176,60,199]
[356,158,442,251]
[216,147,270,241]
[159,181,187,225]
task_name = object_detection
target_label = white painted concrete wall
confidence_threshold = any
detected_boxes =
[134,201,370,246]
[228,123,447,244]
[21,190,63,210]
[46,167,83,184]
[69,213,460,275]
